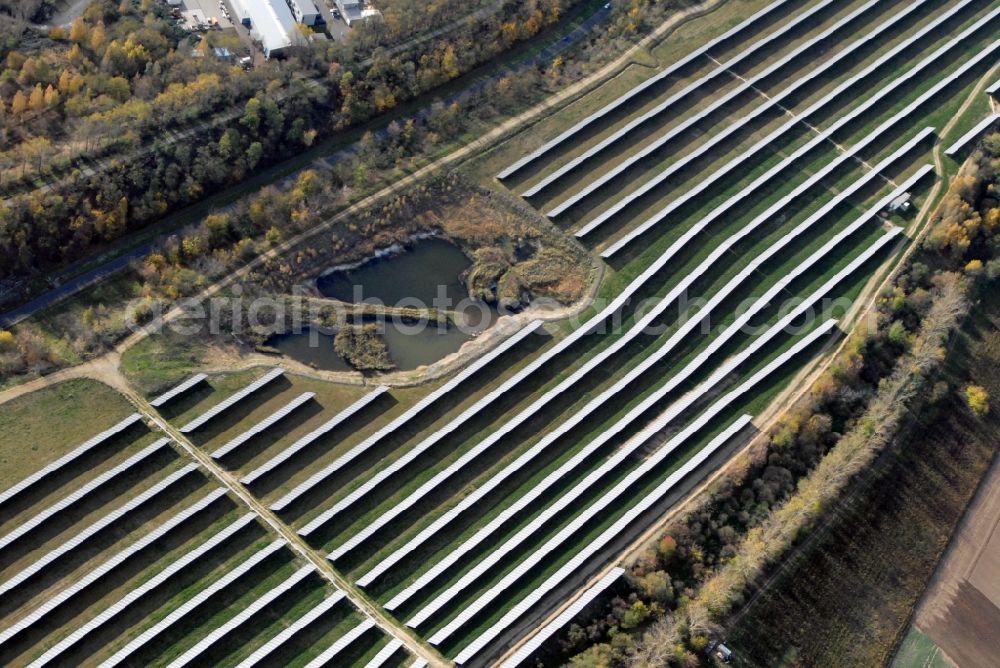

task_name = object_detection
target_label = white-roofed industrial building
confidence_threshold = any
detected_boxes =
[229,0,304,58]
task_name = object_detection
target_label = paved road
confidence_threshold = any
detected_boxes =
[0,245,151,328]
[0,2,611,330]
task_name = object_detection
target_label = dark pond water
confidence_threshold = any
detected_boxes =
[316,237,471,308]
[266,309,499,372]
[275,237,501,370]
[266,328,353,372]
[382,306,498,370]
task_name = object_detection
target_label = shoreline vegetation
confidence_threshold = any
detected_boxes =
[553,134,1000,667]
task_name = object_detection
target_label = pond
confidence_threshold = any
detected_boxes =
[274,237,501,371]
[382,307,498,370]
[266,328,353,372]
[265,309,499,372]
[316,237,471,309]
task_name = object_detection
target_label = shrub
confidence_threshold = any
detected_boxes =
[966,384,990,416]
[334,324,394,371]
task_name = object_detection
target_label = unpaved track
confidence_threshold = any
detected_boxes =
[132,390,452,667]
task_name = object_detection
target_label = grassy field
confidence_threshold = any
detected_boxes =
[724,289,1000,668]
[121,329,215,398]
[0,379,139,492]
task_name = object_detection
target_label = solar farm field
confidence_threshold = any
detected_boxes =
[365,0,995,662]
[352,0,996,662]
[3,0,999,666]
[0,381,420,668]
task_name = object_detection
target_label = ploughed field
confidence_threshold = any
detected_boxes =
[4,0,999,665]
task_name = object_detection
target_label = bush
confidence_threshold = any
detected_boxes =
[966,384,990,416]
[334,324,394,371]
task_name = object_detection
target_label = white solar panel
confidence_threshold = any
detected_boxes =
[362,639,404,668]
[450,415,757,664]
[241,386,389,486]
[354,131,926,579]
[0,463,201,598]
[29,513,260,667]
[944,114,999,156]
[168,565,316,668]
[496,0,797,179]
[270,323,542,512]
[524,0,851,199]
[212,392,316,459]
[396,214,910,619]
[180,368,285,433]
[543,0,884,212]
[150,373,208,407]
[101,540,288,667]
[595,0,993,252]
[501,567,624,667]
[428,321,835,646]
[301,619,375,668]
[236,592,345,667]
[0,488,228,649]
[0,437,172,553]
[0,413,143,507]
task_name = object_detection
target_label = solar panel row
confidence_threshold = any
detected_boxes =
[361,129,928,588]
[522,0,848,198]
[495,0,797,179]
[500,567,624,667]
[150,373,208,408]
[29,512,261,667]
[270,322,542,513]
[101,539,289,667]
[0,488,229,649]
[450,414,760,663]
[0,413,144,507]
[594,0,993,252]
[240,385,389,487]
[302,619,375,668]
[211,392,316,460]
[0,463,202,599]
[235,592,346,668]
[545,0,888,217]
[0,437,172,553]
[944,114,1000,157]
[168,565,317,668]
[180,367,285,433]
